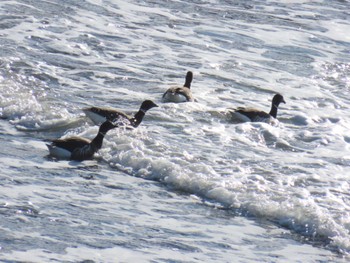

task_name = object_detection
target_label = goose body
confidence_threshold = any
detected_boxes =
[47,120,117,161]
[162,71,194,102]
[230,94,286,123]
[83,100,158,127]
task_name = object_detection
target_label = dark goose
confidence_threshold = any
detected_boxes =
[83,100,158,127]
[229,94,286,123]
[162,71,194,103]
[46,120,117,161]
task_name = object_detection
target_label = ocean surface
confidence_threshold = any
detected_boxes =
[1,0,350,262]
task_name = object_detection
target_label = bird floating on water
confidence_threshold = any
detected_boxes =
[83,100,158,128]
[162,71,194,103]
[228,94,286,124]
[46,120,118,161]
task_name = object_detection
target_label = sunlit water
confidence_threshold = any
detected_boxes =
[1,0,350,262]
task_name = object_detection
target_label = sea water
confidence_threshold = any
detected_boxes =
[0,0,350,262]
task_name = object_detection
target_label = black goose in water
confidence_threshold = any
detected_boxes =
[230,94,286,123]
[83,100,158,127]
[46,120,117,161]
[162,71,194,102]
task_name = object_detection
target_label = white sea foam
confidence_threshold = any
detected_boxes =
[98,111,350,252]
[0,64,80,131]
